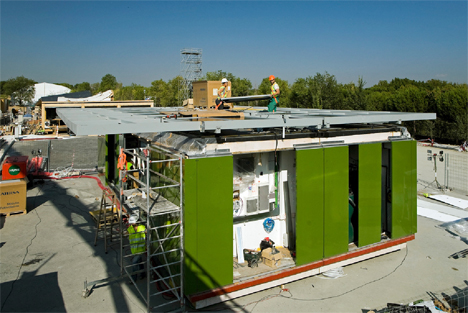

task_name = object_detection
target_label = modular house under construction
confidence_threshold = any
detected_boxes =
[57,106,435,311]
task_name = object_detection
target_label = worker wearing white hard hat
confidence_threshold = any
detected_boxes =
[215,78,229,110]
[127,214,146,283]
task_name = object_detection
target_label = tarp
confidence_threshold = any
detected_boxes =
[33,83,71,103]
[57,90,113,102]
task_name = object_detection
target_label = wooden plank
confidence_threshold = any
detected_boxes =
[0,209,27,217]
[43,101,153,108]
[164,110,244,119]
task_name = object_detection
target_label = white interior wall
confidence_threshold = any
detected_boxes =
[233,151,293,258]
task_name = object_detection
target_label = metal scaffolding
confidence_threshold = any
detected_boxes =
[118,139,184,312]
[180,48,202,105]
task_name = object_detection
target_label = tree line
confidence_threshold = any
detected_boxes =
[1,72,466,143]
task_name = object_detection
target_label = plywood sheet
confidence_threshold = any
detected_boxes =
[429,195,468,209]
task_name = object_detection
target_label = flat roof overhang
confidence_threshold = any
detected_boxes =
[56,106,436,136]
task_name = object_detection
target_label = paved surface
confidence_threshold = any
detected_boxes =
[2,136,104,170]
[0,178,148,313]
[1,147,467,312]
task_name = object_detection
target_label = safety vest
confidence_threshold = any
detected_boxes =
[126,162,132,171]
[271,84,279,98]
[218,85,228,99]
[128,225,146,254]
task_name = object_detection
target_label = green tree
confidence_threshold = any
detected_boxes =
[149,77,184,106]
[167,76,184,107]
[289,78,310,108]
[73,82,91,92]
[114,84,147,100]
[149,79,169,106]
[100,74,117,92]
[204,70,235,82]
[3,76,37,105]
[365,90,390,111]
[90,82,100,95]
[289,72,341,109]
[0,81,7,97]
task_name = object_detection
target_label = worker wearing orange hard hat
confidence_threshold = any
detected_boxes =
[268,75,280,112]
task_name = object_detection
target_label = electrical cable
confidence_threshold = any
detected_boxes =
[242,289,292,313]
[1,183,43,310]
[280,246,409,302]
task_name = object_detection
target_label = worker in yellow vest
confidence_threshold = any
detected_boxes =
[268,75,280,112]
[215,78,229,110]
[127,215,146,283]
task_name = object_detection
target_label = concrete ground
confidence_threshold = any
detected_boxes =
[1,145,467,312]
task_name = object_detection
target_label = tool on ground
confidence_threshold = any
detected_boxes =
[243,249,261,268]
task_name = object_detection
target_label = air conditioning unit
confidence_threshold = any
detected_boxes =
[245,198,258,215]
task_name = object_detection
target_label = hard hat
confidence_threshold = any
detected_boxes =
[129,214,139,224]
[221,78,228,83]
[269,75,275,81]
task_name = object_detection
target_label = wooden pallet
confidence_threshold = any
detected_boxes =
[0,209,27,217]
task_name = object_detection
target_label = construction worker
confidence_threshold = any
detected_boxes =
[268,75,280,112]
[127,215,146,283]
[215,78,229,110]
[125,159,134,189]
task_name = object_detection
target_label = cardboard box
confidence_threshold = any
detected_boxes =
[192,81,232,109]
[261,247,283,268]
[0,178,27,216]
[2,156,28,180]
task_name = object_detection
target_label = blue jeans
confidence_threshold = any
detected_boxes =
[132,255,144,281]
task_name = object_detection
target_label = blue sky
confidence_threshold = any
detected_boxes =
[1,1,466,88]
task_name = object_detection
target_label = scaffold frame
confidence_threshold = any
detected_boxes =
[117,137,184,312]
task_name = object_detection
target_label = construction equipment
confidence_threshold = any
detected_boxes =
[243,249,261,268]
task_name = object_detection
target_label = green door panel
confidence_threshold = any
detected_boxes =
[391,140,416,238]
[358,143,382,247]
[323,146,349,258]
[295,149,324,266]
[410,140,417,234]
[183,156,233,295]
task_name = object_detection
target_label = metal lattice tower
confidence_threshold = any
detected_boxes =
[180,48,202,104]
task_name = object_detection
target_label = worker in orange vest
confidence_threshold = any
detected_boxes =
[268,75,280,112]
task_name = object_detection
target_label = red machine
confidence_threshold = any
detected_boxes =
[2,156,29,180]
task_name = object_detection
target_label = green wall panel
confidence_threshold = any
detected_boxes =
[183,156,233,295]
[295,149,324,266]
[410,140,417,234]
[358,143,382,247]
[323,146,349,258]
[391,140,416,239]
